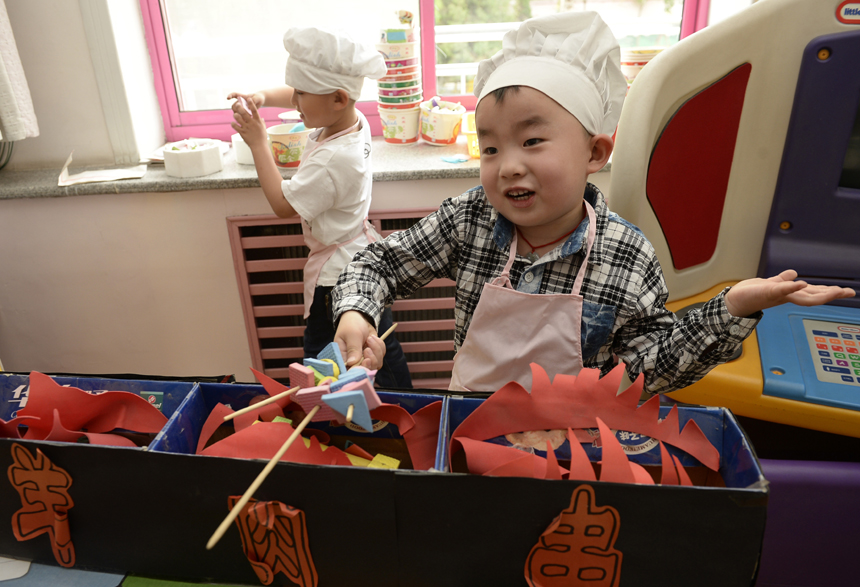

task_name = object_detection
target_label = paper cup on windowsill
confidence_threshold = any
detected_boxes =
[378,105,420,144]
[266,124,312,168]
[231,134,255,165]
[419,99,466,145]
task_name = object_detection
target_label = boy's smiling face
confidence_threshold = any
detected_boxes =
[476,86,612,245]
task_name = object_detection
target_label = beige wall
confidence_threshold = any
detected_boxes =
[0,173,612,381]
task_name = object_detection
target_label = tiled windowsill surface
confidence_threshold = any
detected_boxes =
[0,136,485,200]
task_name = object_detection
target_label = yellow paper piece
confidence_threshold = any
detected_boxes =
[367,454,401,470]
[299,437,372,467]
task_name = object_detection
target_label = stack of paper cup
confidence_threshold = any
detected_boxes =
[377,34,422,144]
[619,47,664,90]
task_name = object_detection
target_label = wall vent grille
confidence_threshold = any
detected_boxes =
[227,209,455,389]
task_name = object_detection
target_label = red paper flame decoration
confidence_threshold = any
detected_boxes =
[450,364,719,484]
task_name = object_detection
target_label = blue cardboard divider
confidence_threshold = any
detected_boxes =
[0,372,196,423]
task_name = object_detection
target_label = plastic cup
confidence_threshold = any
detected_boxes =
[266,123,312,168]
[419,99,467,145]
[378,106,420,144]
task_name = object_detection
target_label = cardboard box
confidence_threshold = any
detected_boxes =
[0,379,447,586]
[397,396,767,587]
[1,376,767,586]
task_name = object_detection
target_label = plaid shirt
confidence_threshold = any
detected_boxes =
[333,184,759,394]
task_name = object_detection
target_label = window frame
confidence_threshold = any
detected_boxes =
[140,0,708,143]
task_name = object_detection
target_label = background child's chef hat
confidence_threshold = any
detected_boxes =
[284,27,387,101]
[473,12,626,136]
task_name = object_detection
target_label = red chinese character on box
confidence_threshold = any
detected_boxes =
[526,484,621,587]
[7,443,75,567]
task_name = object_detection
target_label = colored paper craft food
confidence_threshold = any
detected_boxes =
[199,361,441,471]
[1,372,168,446]
[450,363,720,485]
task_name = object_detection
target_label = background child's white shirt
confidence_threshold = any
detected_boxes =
[281,111,379,286]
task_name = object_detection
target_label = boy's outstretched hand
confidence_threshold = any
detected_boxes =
[725,270,856,317]
[334,311,386,371]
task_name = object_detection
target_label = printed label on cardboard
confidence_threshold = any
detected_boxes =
[139,391,163,411]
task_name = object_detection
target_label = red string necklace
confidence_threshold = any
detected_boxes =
[518,227,577,261]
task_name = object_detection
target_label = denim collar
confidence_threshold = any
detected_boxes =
[492,185,601,264]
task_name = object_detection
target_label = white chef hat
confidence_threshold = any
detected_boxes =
[283,27,387,101]
[473,12,626,136]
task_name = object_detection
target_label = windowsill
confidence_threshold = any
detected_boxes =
[0,134,609,200]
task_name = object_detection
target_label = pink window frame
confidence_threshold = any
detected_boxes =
[139,0,437,142]
[139,0,708,143]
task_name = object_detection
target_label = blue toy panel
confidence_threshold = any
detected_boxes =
[758,303,860,411]
[0,373,196,422]
[444,395,763,489]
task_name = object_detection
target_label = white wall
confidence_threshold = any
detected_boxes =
[0,175,502,383]
[4,0,162,170]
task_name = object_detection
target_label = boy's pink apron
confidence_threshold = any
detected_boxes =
[298,118,378,319]
[449,201,597,392]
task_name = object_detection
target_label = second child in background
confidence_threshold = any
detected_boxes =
[229,27,412,389]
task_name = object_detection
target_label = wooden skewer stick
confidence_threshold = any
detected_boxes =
[206,404,321,550]
[223,386,300,421]
[345,322,398,370]
[346,403,355,424]
[380,322,398,341]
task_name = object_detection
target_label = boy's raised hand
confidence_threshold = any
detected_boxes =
[227,92,267,150]
[725,269,856,317]
[334,311,386,371]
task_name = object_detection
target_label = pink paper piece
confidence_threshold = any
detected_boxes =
[18,372,167,440]
[294,386,336,422]
[289,363,316,390]
[339,378,382,410]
